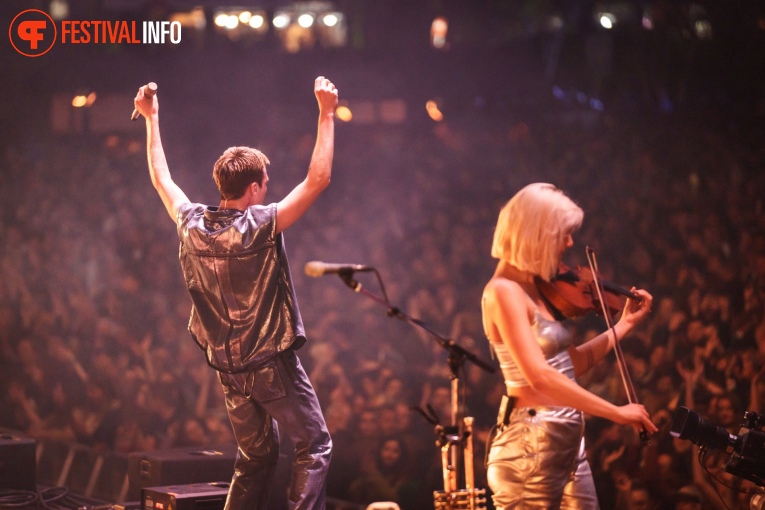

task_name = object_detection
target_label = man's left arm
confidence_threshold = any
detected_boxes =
[276,76,338,234]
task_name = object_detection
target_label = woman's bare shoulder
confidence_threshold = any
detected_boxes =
[483,277,529,312]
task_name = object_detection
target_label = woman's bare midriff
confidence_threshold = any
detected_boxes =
[487,339,567,409]
[508,383,565,409]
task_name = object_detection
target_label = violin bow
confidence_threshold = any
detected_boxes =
[585,246,650,442]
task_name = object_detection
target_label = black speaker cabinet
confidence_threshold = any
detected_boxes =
[127,444,237,501]
[142,482,229,510]
[0,434,36,491]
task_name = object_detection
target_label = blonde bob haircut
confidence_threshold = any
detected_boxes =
[491,183,583,281]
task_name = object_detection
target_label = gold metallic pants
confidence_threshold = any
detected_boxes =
[487,406,599,510]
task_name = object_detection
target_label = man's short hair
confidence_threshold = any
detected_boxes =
[213,146,270,200]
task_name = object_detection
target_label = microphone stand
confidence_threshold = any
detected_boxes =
[335,271,492,510]
[337,272,494,373]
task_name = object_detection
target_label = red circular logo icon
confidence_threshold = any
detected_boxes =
[9,9,57,57]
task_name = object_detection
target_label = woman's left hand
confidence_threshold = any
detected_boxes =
[620,288,653,326]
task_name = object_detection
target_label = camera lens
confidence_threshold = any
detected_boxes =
[670,406,736,451]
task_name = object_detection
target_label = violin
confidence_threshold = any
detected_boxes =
[534,263,642,321]
[536,247,651,442]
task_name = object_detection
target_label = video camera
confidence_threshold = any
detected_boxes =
[671,406,765,486]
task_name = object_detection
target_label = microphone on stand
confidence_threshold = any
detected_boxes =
[304,261,373,277]
[305,261,372,292]
[131,82,158,120]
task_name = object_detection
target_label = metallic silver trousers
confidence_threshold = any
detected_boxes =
[218,349,332,510]
[487,406,599,510]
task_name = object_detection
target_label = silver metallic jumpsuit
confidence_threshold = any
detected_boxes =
[486,308,599,510]
[177,202,331,510]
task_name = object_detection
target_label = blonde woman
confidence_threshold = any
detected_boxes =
[482,183,657,509]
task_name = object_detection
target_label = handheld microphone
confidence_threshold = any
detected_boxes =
[304,261,373,277]
[131,82,158,121]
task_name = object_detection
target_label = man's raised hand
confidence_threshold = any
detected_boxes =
[314,76,338,114]
[133,82,158,120]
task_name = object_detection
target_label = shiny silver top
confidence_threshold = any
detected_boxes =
[177,203,305,373]
[492,309,575,389]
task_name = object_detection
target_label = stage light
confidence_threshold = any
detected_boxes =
[546,15,564,31]
[297,13,314,28]
[426,100,443,122]
[316,12,346,47]
[273,13,290,29]
[335,105,352,122]
[267,4,348,50]
[169,7,206,30]
[599,14,616,29]
[214,13,230,27]
[249,15,265,29]
[49,0,68,21]
[687,4,712,40]
[225,15,239,29]
[322,13,339,27]
[593,1,639,30]
[431,16,448,49]
[72,92,96,108]
[213,8,268,38]
[694,20,712,39]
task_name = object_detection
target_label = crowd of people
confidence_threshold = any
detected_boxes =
[1,99,764,509]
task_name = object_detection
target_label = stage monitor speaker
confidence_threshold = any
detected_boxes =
[142,482,229,510]
[127,444,237,501]
[0,434,36,491]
